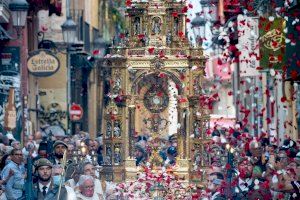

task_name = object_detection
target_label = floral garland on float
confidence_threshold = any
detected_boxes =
[114,165,199,200]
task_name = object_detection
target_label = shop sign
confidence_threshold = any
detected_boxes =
[27,50,60,77]
[238,15,260,76]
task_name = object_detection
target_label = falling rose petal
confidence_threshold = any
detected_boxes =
[281,96,287,102]
[138,34,145,39]
[148,47,154,54]
[269,16,275,21]
[291,70,298,80]
[180,74,185,80]
[159,73,166,78]
[181,6,188,13]
[125,0,132,7]
[119,33,125,39]
[225,163,231,170]
[178,31,184,38]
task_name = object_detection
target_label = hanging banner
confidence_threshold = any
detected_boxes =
[259,17,286,70]
[238,15,260,76]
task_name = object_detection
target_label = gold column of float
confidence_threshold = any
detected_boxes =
[88,68,97,140]
[177,106,184,158]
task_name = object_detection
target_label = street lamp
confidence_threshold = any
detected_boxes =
[93,34,108,58]
[200,0,218,23]
[191,13,206,47]
[9,0,29,37]
[61,0,77,134]
[61,16,77,44]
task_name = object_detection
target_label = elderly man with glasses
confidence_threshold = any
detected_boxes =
[76,175,103,200]
[79,162,104,197]
[0,148,26,200]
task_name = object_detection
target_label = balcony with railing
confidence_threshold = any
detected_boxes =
[0,0,10,23]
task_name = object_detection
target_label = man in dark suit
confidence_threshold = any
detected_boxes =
[32,158,67,200]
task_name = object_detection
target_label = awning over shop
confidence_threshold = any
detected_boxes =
[0,24,12,40]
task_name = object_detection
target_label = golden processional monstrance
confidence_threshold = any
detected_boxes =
[98,0,209,183]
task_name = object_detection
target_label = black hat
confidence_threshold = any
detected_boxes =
[233,131,241,139]
[137,136,147,142]
[38,142,48,151]
[282,139,296,149]
[212,130,221,137]
[168,134,177,142]
[260,138,270,147]
[167,146,177,156]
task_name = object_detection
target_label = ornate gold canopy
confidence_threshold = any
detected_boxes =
[98,0,209,183]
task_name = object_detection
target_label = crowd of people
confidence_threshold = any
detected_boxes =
[0,124,299,200]
[195,124,300,200]
[0,131,114,200]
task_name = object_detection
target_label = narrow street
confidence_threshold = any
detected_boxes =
[0,0,299,199]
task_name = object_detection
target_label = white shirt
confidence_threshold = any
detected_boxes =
[0,193,7,200]
[238,178,253,192]
[55,158,62,165]
[65,185,77,200]
[66,179,77,188]
[76,192,102,200]
[38,181,51,194]
[94,179,104,195]
[211,191,221,200]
